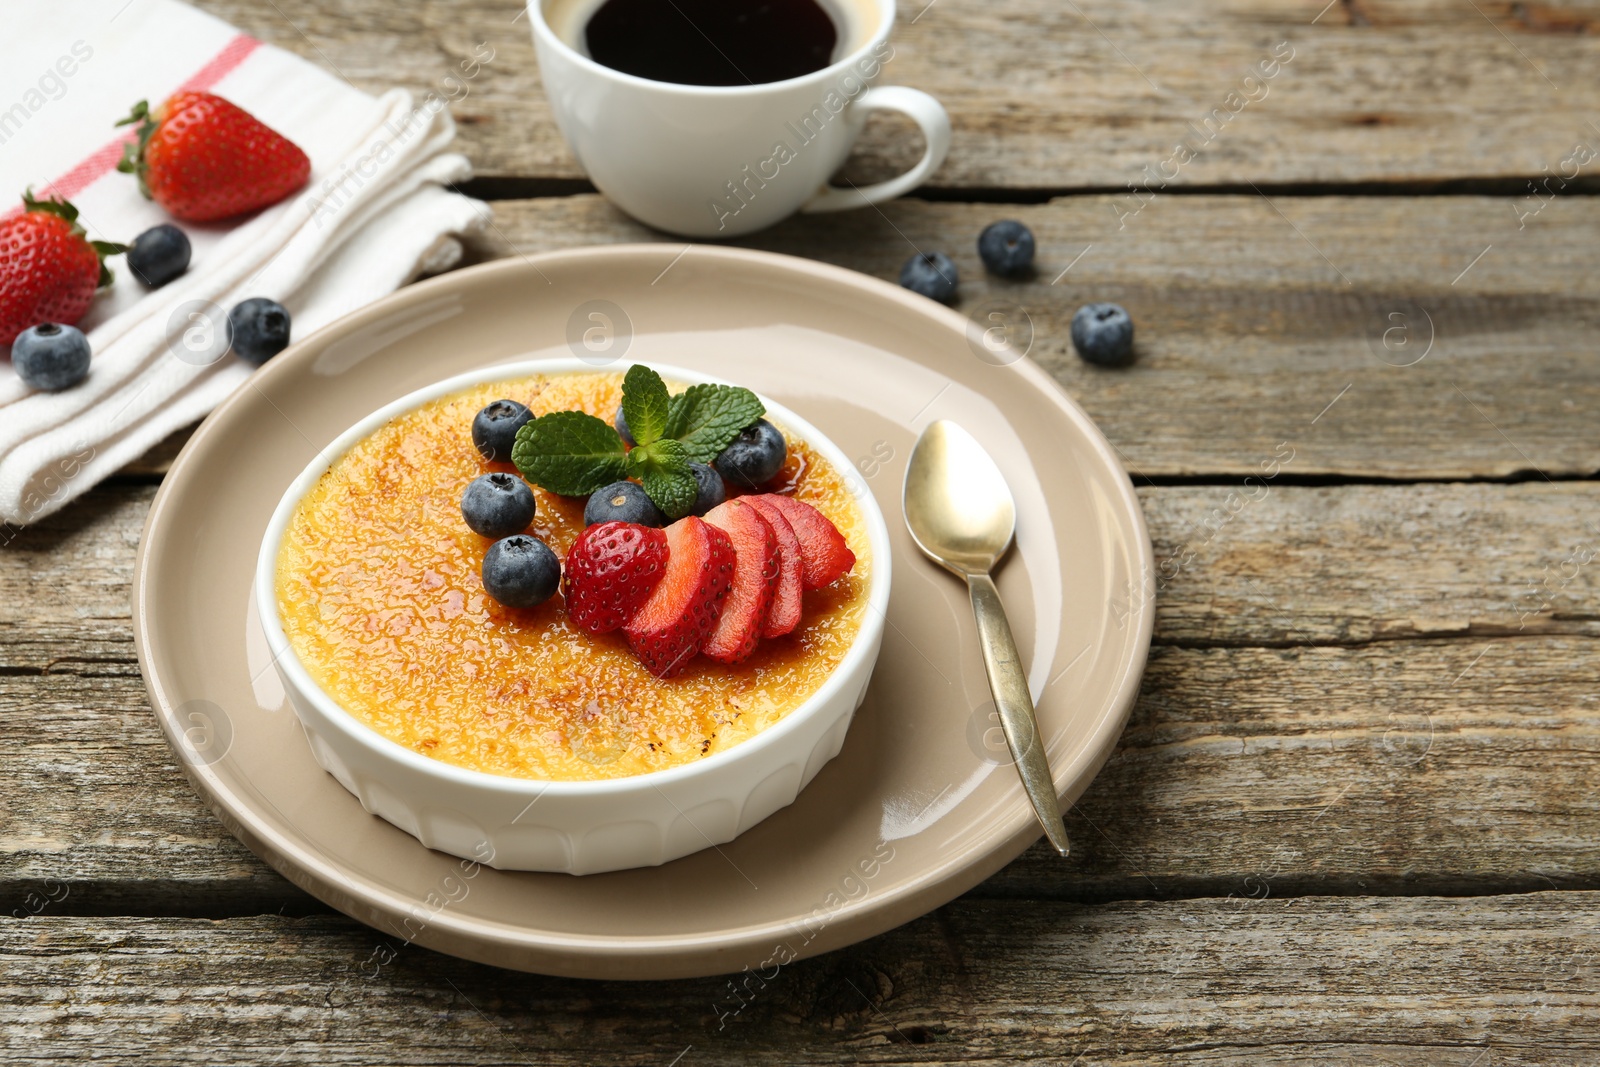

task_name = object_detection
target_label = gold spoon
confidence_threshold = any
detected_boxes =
[902,420,1071,858]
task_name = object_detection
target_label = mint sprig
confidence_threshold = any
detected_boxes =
[663,382,765,463]
[621,363,671,446]
[511,366,771,516]
[510,410,626,495]
[627,438,698,519]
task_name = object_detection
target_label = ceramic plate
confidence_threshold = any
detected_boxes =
[133,245,1153,979]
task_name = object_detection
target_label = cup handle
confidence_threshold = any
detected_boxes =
[800,86,951,214]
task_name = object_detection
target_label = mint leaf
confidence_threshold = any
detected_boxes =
[621,364,671,447]
[511,411,627,496]
[626,438,698,519]
[663,383,766,463]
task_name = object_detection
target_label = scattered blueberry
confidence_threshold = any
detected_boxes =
[227,297,291,365]
[11,323,90,391]
[614,403,635,447]
[714,418,787,490]
[977,220,1035,278]
[899,251,958,303]
[126,224,191,288]
[688,461,726,517]
[472,399,532,463]
[482,534,560,608]
[584,480,664,527]
[1070,303,1135,367]
[461,472,536,538]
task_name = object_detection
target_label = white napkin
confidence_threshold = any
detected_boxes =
[0,0,493,524]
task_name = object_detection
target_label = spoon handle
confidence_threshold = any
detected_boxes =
[966,572,1072,858]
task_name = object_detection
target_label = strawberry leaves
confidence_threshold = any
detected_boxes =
[19,190,127,287]
[512,365,768,519]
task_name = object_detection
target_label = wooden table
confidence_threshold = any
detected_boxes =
[8,1,1600,1062]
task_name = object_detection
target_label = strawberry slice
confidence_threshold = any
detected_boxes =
[562,521,669,635]
[742,496,804,637]
[701,501,779,664]
[748,495,855,590]
[623,516,734,678]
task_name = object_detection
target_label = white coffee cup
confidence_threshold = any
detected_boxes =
[529,0,951,237]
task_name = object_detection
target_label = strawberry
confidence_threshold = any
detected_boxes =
[563,521,669,635]
[742,496,805,637]
[748,495,855,590]
[117,92,310,222]
[623,516,735,678]
[701,501,779,664]
[0,192,124,347]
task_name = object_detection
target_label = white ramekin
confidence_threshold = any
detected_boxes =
[255,358,891,875]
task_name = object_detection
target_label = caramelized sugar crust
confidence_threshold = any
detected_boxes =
[275,373,870,781]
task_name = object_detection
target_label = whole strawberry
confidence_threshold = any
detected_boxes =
[564,521,669,635]
[116,92,310,222]
[0,192,125,348]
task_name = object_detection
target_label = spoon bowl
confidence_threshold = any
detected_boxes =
[903,421,1016,575]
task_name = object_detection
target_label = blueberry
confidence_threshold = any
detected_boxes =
[898,251,958,303]
[472,399,532,463]
[614,403,635,447]
[1071,303,1135,366]
[227,297,291,365]
[482,534,560,608]
[11,323,90,391]
[461,472,536,538]
[126,224,191,288]
[977,220,1035,278]
[584,480,664,527]
[688,462,726,517]
[714,419,787,490]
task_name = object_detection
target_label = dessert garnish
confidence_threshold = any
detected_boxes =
[457,366,858,678]
[461,472,537,539]
[509,364,766,521]
[482,534,561,609]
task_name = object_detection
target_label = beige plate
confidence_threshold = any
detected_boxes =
[133,245,1153,980]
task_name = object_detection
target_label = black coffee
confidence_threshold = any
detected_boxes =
[584,0,840,86]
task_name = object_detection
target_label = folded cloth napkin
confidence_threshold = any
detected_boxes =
[0,0,493,524]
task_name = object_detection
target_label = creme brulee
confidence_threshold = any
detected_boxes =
[274,372,870,782]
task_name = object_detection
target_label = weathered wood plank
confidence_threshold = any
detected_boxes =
[5,486,1598,907]
[476,193,1600,479]
[5,895,1596,1063]
[191,0,1600,189]
[12,633,1599,908]
[118,195,1600,480]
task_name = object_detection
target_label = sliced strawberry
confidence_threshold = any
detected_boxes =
[748,495,855,589]
[562,521,669,635]
[742,496,804,637]
[623,516,734,678]
[701,501,778,664]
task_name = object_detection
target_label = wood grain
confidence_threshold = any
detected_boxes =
[471,193,1600,479]
[5,895,1597,1063]
[4,484,1596,909]
[117,196,1600,480]
[190,0,1600,190]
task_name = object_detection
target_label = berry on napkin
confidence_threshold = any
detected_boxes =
[117,92,311,222]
